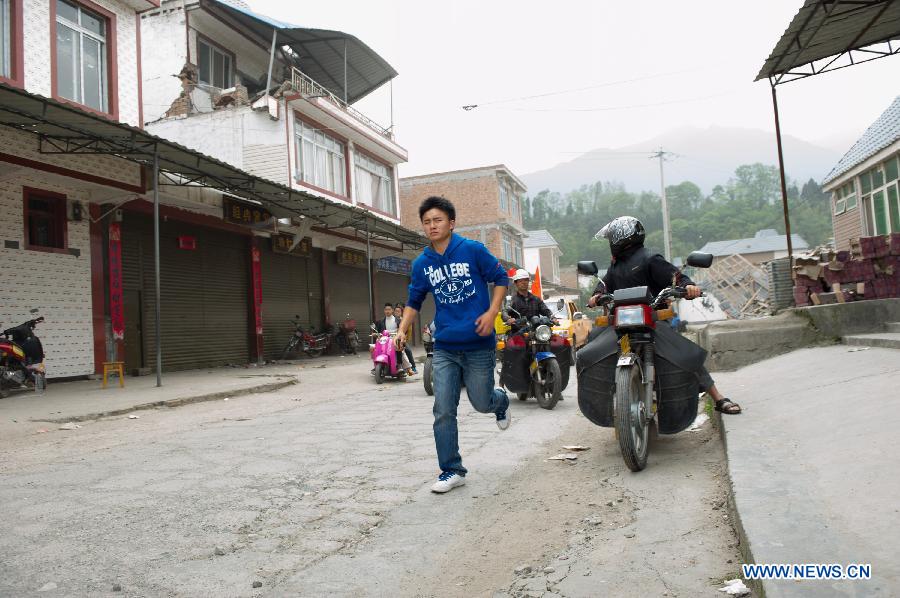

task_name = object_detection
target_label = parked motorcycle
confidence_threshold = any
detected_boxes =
[498,308,571,410]
[422,323,435,396]
[0,310,47,398]
[334,313,359,355]
[369,325,408,384]
[576,251,713,472]
[280,316,330,359]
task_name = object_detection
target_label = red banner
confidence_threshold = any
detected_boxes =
[108,223,125,340]
[251,246,264,335]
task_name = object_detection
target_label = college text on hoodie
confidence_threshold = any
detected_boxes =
[406,233,509,352]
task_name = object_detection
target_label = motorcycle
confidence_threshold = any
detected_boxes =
[1,310,47,398]
[280,316,330,359]
[422,323,435,396]
[575,251,713,472]
[369,325,408,384]
[334,313,359,355]
[498,308,571,410]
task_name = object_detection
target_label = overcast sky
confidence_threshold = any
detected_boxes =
[252,0,899,179]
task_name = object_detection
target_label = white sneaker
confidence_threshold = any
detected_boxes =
[431,472,466,493]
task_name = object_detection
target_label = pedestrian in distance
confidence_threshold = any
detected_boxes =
[394,302,417,374]
[394,196,511,494]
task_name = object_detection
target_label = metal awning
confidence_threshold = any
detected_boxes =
[201,0,397,104]
[0,83,424,248]
[757,0,900,84]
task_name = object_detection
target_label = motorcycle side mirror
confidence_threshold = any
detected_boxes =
[370,323,378,332]
[577,261,598,276]
[686,251,713,268]
[573,312,583,320]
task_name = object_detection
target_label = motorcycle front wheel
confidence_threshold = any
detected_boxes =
[375,363,386,384]
[280,338,298,360]
[305,348,324,358]
[536,359,561,410]
[423,356,433,396]
[614,364,649,472]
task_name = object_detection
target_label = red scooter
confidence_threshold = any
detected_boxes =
[281,316,330,359]
[1,310,47,397]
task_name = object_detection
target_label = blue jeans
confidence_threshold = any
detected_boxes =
[432,348,509,477]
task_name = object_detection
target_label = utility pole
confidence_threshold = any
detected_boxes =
[652,148,672,261]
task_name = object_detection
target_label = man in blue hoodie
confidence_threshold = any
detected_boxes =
[394,196,511,494]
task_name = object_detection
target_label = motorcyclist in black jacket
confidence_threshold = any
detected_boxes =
[504,269,558,329]
[586,216,741,415]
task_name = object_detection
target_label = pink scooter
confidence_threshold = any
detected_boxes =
[369,326,408,384]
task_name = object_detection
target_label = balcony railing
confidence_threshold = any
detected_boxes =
[290,67,393,140]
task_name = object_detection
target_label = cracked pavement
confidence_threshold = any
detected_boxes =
[0,357,741,597]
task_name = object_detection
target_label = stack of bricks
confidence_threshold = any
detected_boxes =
[793,233,900,306]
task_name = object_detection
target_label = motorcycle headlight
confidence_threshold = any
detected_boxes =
[535,325,552,342]
[378,337,389,345]
[615,305,650,328]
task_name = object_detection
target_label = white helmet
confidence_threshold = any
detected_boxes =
[511,269,530,282]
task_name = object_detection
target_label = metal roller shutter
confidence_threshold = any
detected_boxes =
[261,246,324,360]
[326,251,372,329]
[121,213,250,372]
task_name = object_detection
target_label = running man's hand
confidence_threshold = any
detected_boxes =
[685,285,702,299]
[393,330,407,350]
[475,310,497,336]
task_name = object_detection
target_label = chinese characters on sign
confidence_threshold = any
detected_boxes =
[223,197,272,226]
[375,256,412,276]
[336,247,368,269]
[108,223,124,340]
[251,246,264,336]
[272,234,312,257]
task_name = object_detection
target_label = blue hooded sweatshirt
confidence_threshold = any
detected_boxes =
[406,233,509,352]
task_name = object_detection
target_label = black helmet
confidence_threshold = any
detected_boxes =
[595,216,645,253]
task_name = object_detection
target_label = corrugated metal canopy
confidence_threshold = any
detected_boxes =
[0,82,424,248]
[757,0,900,82]
[202,0,397,104]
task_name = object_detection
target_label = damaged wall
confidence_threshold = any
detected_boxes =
[140,6,189,123]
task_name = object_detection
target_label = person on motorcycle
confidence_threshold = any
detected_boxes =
[504,269,558,330]
[395,196,512,494]
[585,216,741,415]
[373,303,414,376]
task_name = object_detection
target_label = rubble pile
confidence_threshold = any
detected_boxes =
[793,233,900,306]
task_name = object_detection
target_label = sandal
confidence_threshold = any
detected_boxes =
[715,398,742,414]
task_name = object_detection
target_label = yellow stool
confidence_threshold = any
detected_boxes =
[102,362,125,388]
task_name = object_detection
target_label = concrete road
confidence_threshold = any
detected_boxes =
[714,345,900,598]
[0,357,740,597]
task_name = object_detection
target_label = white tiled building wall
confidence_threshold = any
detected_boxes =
[0,175,95,379]
[21,0,142,126]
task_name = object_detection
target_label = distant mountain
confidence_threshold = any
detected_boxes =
[521,126,843,195]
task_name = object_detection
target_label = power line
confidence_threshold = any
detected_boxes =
[478,90,738,113]
[460,64,726,111]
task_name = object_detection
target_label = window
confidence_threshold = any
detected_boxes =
[861,155,900,235]
[833,197,846,215]
[501,234,512,262]
[499,184,508,212]
[24,189,67,250]
[294,118,346,196]
[198,37,233,89]
[55,0,108,112]
[886,156,899,183]
[511,194,519,221]
[1,0,10,79]
[833,181,856,214]
[354,152,395,216]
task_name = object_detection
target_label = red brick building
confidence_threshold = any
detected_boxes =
[399,165,526,267]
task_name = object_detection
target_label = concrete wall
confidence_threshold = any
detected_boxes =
[696,298,900,371]
[22,0,141,126]
[139,5,188,124]
[0,161,97,378]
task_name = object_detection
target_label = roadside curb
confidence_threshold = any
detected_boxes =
[714,408,766,598]
[30,378,299,424]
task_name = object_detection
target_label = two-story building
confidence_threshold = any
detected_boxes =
[523,229,562,286]
[1,0,425,381]
[399,164,527,268]
[1,0,152,378]
[136,0,423,356]
[824,95,900,251]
